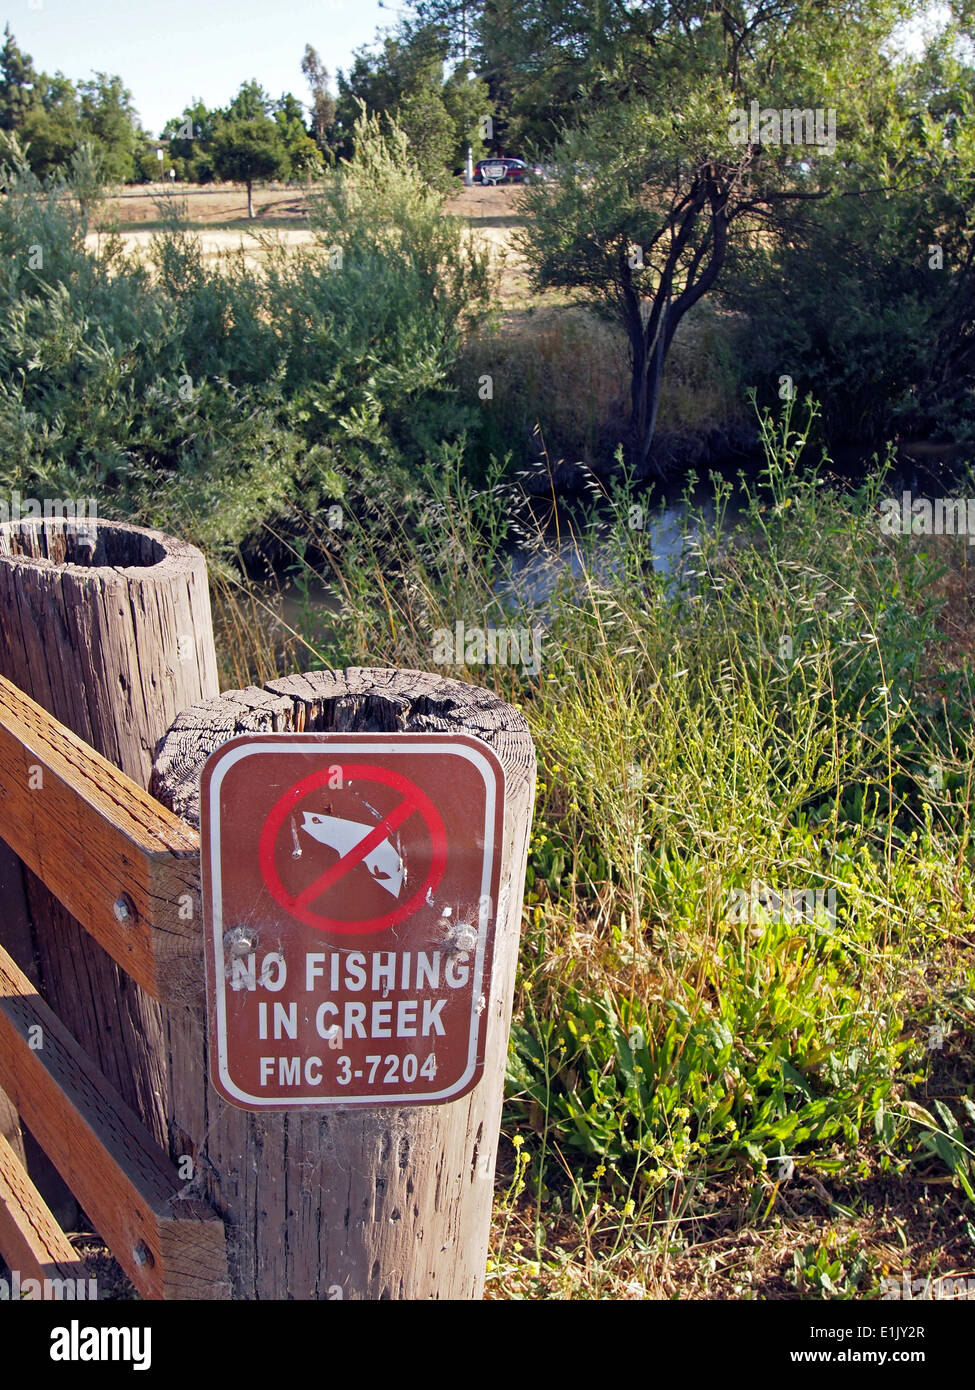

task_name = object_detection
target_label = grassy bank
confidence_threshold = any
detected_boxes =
[216,398,975,1298]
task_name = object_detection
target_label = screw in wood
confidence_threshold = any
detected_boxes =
[113,894,134,924]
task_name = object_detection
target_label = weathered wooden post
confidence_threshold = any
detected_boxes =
[151,668,535,1299]
[0,518,219,1148]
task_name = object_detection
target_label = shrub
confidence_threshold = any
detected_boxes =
[0,121,494,562]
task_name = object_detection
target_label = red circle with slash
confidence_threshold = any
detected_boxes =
[258,763,447,934]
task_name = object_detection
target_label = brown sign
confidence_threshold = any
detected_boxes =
[200,733,505,1109]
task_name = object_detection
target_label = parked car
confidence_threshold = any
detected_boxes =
[474,157,527,185]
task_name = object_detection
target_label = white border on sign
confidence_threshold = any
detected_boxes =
[206,737,501,1106]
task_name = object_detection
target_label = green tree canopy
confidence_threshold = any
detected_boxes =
[1,31,142,182]
[442,62,491,165]
[273,92,322,180]
[336,21,490,176]
[21,72,80,177]
[0,24,38,133]
[78,73,141,183]
[726,18,975,445]
[226,79,271,121]
[301,45,336,154]
[162,99,221,181]
[211,105,287,216]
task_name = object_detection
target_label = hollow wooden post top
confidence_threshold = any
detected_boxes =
[0,517,209,584]
[0,515,219,789]
[152,667,536,829]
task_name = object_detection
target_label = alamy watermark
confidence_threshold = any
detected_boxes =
[1,1268,98,1300]
[0,491,98,542]
[729,101,836,155]
[725,884,837,929]
[881,1270,975,1300]
[880,492,975,543]
[50,1319,151,1369]
[432,621,543,677]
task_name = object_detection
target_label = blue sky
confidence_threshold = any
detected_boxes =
[4,0,397,135]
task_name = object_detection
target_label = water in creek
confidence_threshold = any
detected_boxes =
[500,487,725,607]
[263,436,959,634]
[255,445,945,661]
[267,486,718,636]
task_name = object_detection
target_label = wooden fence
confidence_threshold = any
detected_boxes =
[0,671,228,1299]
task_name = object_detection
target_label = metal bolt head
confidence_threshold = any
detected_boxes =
[224,926,256,956]
[113,895,133,923]
[451,926,478,954]
[132,1241,153,1267]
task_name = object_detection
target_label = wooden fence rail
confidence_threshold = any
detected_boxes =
[0,673,203,1004]
[0,672,227,1299]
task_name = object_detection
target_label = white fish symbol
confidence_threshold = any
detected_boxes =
[300,812,404,899]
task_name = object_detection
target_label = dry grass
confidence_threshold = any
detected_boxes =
[922,534,975,673]
[89,180,533,273]
[100,181,321,227]
[487,1151,974,1299]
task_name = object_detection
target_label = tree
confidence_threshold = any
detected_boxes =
[518,0,915,474]
[336,20,490,177]
[21,72,80,177]
[226,79,271,121]
[273,92,322,181]
[442,61,491,166]
[301,45,336,153]
[726,22,975,446]
[405,0,484,62]
[162,100,220,182]
[0,27,78,177]
[0,25,39,134]
[404,0,645,151]
[78,73,141,183]
[336,24,449,144]
[1,34,141,182]
[397,82,456,182]
[211,111,287,216]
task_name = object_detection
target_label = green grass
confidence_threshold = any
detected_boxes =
[214,395,975,1297]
